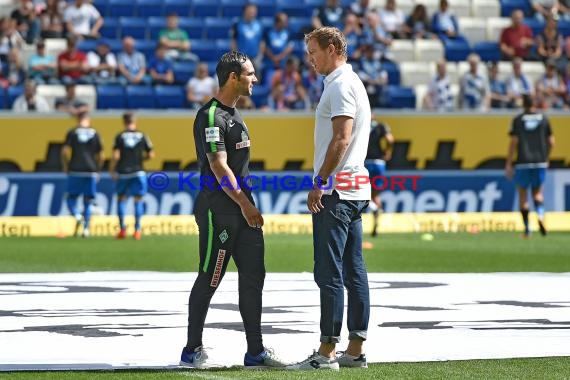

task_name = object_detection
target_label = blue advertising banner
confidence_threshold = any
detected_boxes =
[0,171,568,216]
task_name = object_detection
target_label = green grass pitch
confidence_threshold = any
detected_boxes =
[1,232,569,379]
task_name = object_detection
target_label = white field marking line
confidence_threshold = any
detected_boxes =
[177,372,236,380]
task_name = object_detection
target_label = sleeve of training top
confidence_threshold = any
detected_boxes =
[330,81,357,119]
[64,129,74,146]
[93,132,103,153]
[113,133,122,150]
[544,115,552,137]
[508,116,519,137]
[196,112,227,154]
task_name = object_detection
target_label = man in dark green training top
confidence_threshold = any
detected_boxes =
[180,51,287,369]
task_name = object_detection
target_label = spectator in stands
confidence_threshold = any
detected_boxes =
[500,10,534,60]
[362,11,392,61]
[270,56,307,110]
[117,36,151,85]
[1,48,25,88]
[431,0,460,39]
[264,12,294,70]
[506,57,534,108]
[424,59,454,111]
[350,0,372,22]
[148,44,174,85]
[159,13,197,62]
[12,80,51,112]
[459,53,490,111]
[57,36,90,85]
[28,39,59,84]
[55,83,89,116]
[236,95,255,110]
[358,43,388,108]
[302,56,324,109]
[536,58,567,109]
[378,0,406,39]
[0,17,25,62]
[531,0,561,22]
[403,4,434,40]
[488,62,509,109]
[186,62,218,109]
[268,82,290,110]
[343,13,364,61]
[11,0,40,44]
[231,3,264,68]
[64,0,103,40]
[563,62,570,106]
[536,14,563,63]
[39,0,64,39]
[312,0,345,30]
[87,41,118,84]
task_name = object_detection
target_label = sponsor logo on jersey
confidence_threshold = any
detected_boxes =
[205,127,220,143]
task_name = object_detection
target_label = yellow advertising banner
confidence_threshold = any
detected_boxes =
[0,114,568,171]
[1,212,568,237]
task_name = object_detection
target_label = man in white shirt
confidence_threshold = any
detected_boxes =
[12,80,51,112]
[64,0,103,39]
[287,27,371,371]
[459,53,490,111]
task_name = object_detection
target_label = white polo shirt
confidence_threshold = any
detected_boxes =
[314,63,371,201]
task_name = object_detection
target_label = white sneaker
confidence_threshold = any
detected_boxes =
[81,228,90,238]
[286,350,339,371]
[336,351,368,368]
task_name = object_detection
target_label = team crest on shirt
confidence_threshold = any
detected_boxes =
[76,128,95,143]
[219,229,228,244]
[205,127,220,142]
[122,132,143,148]
[236,130,250,149]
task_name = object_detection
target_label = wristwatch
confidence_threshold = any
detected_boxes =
[313,176,328,188]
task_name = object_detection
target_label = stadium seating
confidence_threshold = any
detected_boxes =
[390,40,415,63]
[7,86,24,109]
[415,39,444,62]
[136,0,164,18]
[459,18,488,44]
[109,0,135,17]
[443,38,472,62]
[100,17,119,39]
[191,0,219,17]
[165,0,193,17]
[250,85,270,108]
[472,0,501,18]
[473,41,501,62]
[500,0,532,17]
[172,61,197,84]
[0,88,5,109]
[386,85,416,109]
[126,85,156,109]
[96,85,126,109]
[119,17,148,39]
[154,85,186,108]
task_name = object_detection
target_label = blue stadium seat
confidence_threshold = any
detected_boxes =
[100,17,119,39]
[205,17,233,39]
[108,0,136,17]
[559,20,570,38]
[381,61,401,86]
[215,39,232,56]
[93,0,110,17]
[164,0,193,17]
[250,85,270,108]
[0,88,6,109]
[523,18,544,36]
[119,17,148,39]
[154,85,186,108]
[386,86,416,109]
[173,61,197,84]
[137,40,158,61]
[190,39,220,61]
[136,0,163,17]
[288,17,311,37]
[96,85,126,109]
[192,0,219,17]
[148,17,167,39]
[220,0,247,17]
[178,17,205,40]
[473,41,501,62]
[291,40,307,59]
[278,1,313,18]
[443,38,471,62]
[102,39,124,54]
[6,86,23,109]
[500,0,532,17]
[126,86,156,109]
[77,39,99,53]
[304,0,326,7]
[251,0,277,18]
[204,61,217,76]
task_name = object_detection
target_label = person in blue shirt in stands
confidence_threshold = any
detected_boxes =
[148,43,174,85]
[231,4,264,69]
[263,12,293,70]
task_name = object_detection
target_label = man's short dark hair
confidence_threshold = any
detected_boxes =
[216,51,249,87]
[123,111,134,124]
[522,93,533,110]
